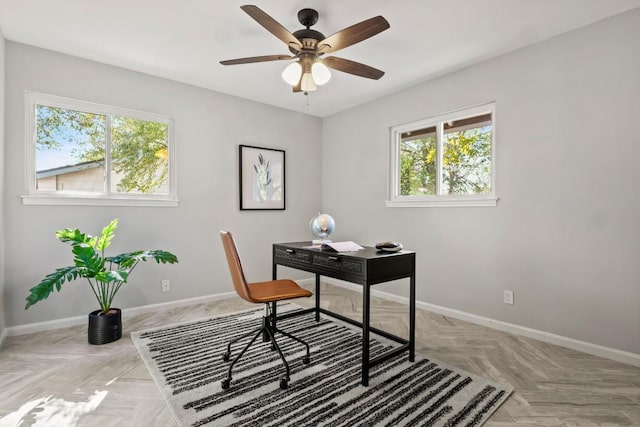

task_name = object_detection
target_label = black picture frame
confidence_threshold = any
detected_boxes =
[239,145,285,210]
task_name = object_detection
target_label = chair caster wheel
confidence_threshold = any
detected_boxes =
[221,378,231,390]
[222,352,230,362]
[279,378,288,390]
[302,355,310,365]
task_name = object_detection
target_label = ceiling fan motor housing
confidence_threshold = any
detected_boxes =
[290,9,326,53]
[290,29,326,53]
[297,8,319,27]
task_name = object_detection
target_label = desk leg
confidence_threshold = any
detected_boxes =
[271,301,277,330]
[409,269,416,362]
[315,273,320,322]
[362,284,370,386]
[271,263,278,341]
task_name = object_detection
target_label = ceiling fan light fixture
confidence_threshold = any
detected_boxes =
[311,61,331,85]
[282,62,302,85]
[300,72,317,92]
[221,6,389,96]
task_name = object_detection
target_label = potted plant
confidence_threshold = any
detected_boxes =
[25,218,178,344]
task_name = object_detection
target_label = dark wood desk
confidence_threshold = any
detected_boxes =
[272,241,416,386]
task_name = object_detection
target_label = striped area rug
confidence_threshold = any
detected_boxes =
[132,305,511,426]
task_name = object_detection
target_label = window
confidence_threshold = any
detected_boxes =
[387,103,497,207]
[23,92,177,206]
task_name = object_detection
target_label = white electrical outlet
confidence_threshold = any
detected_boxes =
[161,279,171,293]
[504,290,514,305]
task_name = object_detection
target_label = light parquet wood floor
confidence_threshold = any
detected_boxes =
[1,283,639,426]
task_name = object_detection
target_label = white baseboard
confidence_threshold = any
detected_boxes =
[297,278,315,287]
[323,278,640,368]
[6,279,639,369]
[120,292,236,320]
[5,292,237,338]
[7,313,87,337]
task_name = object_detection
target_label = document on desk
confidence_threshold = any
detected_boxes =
[321,241,365,252]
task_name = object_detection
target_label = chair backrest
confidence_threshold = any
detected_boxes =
[220,231,256,303]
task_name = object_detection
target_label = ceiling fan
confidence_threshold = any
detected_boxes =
[220,5,390,93]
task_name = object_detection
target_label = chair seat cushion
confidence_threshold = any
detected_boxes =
[247,279,312,302]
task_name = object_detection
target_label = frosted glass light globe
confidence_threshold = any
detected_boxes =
[311,61,331,85]
[300,72,317,92]
[281,62,302,85]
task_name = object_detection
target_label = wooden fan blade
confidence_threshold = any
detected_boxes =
[323,56,385,80]
[240,5,302,52]
[220,55,293,65]
[317,16,389,54]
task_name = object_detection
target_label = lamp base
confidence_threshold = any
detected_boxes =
[312,239,332,245]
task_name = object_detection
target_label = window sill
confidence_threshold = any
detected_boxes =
[385,196,498,208]
[21,194,179,207]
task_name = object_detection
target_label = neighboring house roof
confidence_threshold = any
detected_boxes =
[36,160,103,179]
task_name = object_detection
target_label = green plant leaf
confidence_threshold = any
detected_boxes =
[107,250,178,267]
[147,250,179,264]
[25,266,86,309]
[56,228,93,246]
[72,244,105,276]
[96,269,129,284]
[95,218,118,251]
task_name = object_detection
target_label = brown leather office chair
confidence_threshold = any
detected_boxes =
[219,230,312,390]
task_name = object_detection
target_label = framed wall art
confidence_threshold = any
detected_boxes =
[239,145,285,210]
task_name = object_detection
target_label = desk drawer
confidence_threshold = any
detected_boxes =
[274,247,312,266]
[312,253,364,277]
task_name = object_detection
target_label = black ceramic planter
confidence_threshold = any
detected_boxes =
[88,308,122,345]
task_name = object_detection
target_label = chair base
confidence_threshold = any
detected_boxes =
[221,304,310,390]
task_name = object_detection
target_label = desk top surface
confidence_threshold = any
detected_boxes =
[274,241,414,261]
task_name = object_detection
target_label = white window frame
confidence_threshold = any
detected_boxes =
[386,103,498,208]
[22,92,178,206]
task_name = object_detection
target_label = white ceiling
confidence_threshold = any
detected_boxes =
[1,1,639,117]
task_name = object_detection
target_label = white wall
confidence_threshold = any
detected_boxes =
[0,30,6,338]
[3,42,322,327]
[322,10,640,355]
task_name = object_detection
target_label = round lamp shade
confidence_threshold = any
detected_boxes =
[310,213,335,240]
[282,62,302,85]
[311,61,331,85]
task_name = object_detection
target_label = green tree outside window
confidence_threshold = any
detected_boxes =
[35,104,169,194]
[400,117,492,196]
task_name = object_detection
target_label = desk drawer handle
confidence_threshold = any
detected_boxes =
[328,256,340,261]
[285,249,295,254]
